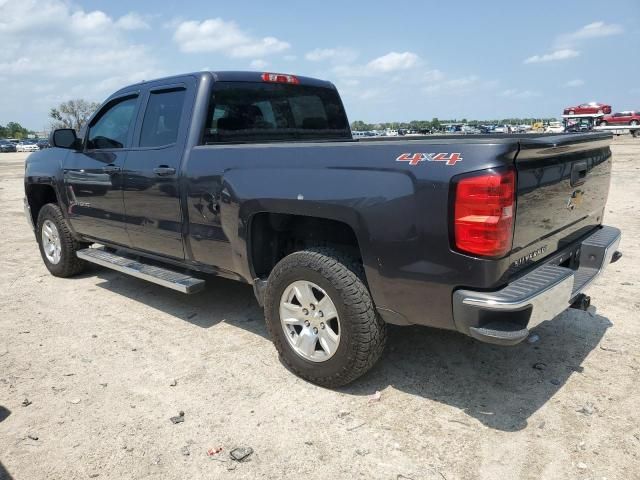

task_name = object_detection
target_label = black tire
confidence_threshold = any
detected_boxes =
[36,203,87,277]
[630,120,639,126]
[600,121,608,126]
[264,247,387,388]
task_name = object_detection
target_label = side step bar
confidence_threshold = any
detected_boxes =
[76,248,205,294]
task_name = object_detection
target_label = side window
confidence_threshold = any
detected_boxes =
[87,96,137,149]
[139,88,187,148]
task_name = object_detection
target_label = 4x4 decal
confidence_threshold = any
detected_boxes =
[396,152,463,166]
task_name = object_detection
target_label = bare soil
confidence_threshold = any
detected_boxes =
[1,136,639,480]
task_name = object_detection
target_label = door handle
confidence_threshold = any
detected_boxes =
[570,161,588,187]
[153,166,176,176]
[102,164,121,173]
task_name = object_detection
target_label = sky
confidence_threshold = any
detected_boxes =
[1,0,639,130]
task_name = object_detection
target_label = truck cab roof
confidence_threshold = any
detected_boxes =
[111,71,336,98]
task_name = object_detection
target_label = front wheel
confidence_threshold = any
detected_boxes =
[630,120,639,126]
[36,203,88,277]
[264,248,386,387]
[600,121,608,126]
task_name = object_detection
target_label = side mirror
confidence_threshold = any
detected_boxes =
[50,129,80,149]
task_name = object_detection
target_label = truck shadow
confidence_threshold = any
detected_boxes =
[90,267,268,339]
[0,406,14,480]
[88,267,610,432]
[345,309,612,432]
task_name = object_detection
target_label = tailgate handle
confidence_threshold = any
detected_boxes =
[571,161,588,187]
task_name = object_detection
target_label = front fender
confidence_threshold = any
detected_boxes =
[24,149,70,223]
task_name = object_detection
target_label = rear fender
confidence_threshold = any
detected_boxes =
[222,167,417,310]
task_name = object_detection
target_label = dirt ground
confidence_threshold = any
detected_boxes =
[1,136,639,480]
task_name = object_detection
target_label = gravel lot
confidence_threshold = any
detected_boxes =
[1,137,639,480]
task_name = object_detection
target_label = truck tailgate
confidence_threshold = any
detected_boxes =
[510,133,612,267]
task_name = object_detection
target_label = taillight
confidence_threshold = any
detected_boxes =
[261,72,299,84]
[453,169,516,257]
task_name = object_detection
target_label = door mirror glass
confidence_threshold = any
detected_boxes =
[50,129,79,149]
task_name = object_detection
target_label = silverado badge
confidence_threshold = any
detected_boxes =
[513,245,548,267]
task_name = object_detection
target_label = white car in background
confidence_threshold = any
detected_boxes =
[545,121,565,134]
[16,142,39,152]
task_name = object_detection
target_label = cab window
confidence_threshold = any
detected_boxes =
[202,81,350,144]
[87,96,138,150]
[139,88,187,148]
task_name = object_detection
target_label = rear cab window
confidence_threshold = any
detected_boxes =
[202,82,350,144]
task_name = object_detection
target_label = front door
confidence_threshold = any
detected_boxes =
[122,82,192,259]
[63,94,139,246]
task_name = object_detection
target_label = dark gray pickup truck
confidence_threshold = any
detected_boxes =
[24,71,621,386]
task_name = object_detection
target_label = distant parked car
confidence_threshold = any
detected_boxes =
[461,125,481,134]
[0,140,18,152]
[545,121,565,133]
[37,139,51,149]
[599,111,640,126]
[563,102,611,116]
[16,141,39,152]
[565,118,594,133]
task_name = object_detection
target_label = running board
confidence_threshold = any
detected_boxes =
[76,248,205,294]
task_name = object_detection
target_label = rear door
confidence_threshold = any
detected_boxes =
[510,134,612,268]
[63,94,139,246]
[618,112,633,124]
[611,113,624,125]
[122,78,195,259]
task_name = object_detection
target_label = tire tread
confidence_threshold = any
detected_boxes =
[264,247,386,387]
[36,203,87,277]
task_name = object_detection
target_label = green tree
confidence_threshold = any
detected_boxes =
[50,99,100,131]
[1,122,30,139]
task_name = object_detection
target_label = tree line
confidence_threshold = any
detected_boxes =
[1,99,101,139]
[351,117,559,131]
[0,122,33,139]
[5,99,559,139]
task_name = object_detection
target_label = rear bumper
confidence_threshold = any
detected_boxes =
[452,225,621,346]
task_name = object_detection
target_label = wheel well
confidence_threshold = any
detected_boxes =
[250,213,362,279]
[26,184,58,224]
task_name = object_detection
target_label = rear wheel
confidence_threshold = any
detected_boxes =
[600,121,608,126]
[631,120,639,126]
[36,203,88,277]
[264,248,386,387]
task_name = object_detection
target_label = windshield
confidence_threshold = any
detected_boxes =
[203,81,350,144]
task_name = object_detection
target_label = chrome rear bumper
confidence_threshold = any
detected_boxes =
[453,225,621,345]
